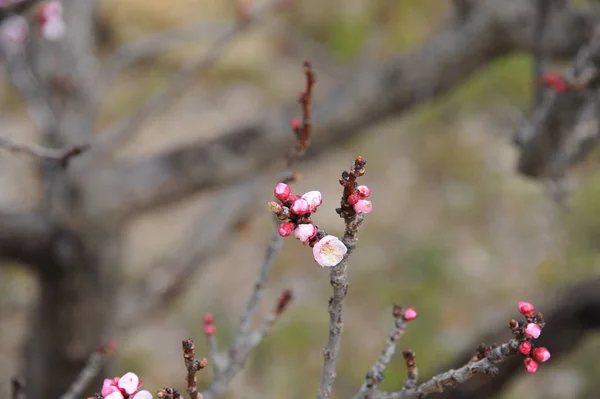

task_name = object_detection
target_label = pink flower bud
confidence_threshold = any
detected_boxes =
[203,312,214,325]
[278,222,294,237]
[293,223,317,243]
[403,307,418,321]
[353,199,373,214]
[313,235,347,267]
[102,379,120,397]
[525,323,541,339]
[347,193,359,205]
[204,323,216,336]
[291,198,310,215]
[524,358,538,373]
[301,191,322,212]
[518,301,535,318]
[290,118,301,129]
[531,347,551,363]
[518,341,532,355]
[357,185,371,198]
[274,183,291,202]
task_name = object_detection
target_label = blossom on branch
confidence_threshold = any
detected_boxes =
[97,372,152,399]
[313,235,347,267]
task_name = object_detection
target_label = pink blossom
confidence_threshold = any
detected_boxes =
[291,198,310,215]
[518,341,532,356]
[41,15,65,41]
[525,323,541,339]
[0,16,28,50]
[41,0,63,19]
[293,223,317,243]
[347,193,359,205]
[105,392,125,399]
[102,379,120,397]
[403,307,418,321]
[518,301,535,318]
[357,185,371,198]
[301,191,322,212]
[532,347,551,363]
[523,358,538,373]
[290,118,300,129]
[204,324,216,336]
[353,199,372,214]
[203,312,214,324]
[278,222,294,237]
[118,372,140,395]
[313,235,347,267]
[132,391,153,399]
[274,183,291,202]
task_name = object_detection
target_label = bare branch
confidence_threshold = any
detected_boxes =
[116,176,263,333]
[98,0,600,217]
[317,156,369,399]
[379,340,519,399]
[531,0,551,107]
[0,135,88,166]
[94,0,287,156]
[354,305,411,398]
[0,0,43,22]
[102,21,231,81]
[59,342,115,399]
[0,210,53,266]
[182,338,208,399]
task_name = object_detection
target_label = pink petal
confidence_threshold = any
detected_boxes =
[118,372,140,395]
[293,223,317,243]
[133,391,154,399]
[313,235,347,267]
[104,392,125,399]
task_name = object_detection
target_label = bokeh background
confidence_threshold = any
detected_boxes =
[2,0,600,398]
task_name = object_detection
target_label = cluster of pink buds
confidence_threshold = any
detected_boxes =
[94,372,152,399]
[36,0,65,41]
[347,185,373,214]
[269,183,348,267]
[513,301,551,374]
[203,312,216,336]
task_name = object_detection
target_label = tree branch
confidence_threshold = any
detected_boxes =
[96,0,600,218]
[93,0,287,157]
[101,21,231,81]
[0,0,43,22]
[426,276,600,399]
[0,211,53,266]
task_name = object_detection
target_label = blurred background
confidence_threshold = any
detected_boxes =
[1,0,600,398]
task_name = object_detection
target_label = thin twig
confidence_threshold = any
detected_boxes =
[202,61,312,399]
[378,340,520,399]
[59,342,115,399]
[182,338,208,399]
[94,0,287,156]
[318,156,368,399]
[0,135,88,166]
[531,0,550,108]
[354,305,410,398]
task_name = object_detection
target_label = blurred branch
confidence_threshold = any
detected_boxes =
[532,0,550,107]
[355,305,411,398]
[116,176,263,334]
[0,135,88,166]
[0,211,53,266]
[202,290,293,399]
[101,21,231,81]
[98,0,600,218]
[94,0,287,157]
[430,276,600,399]
[0,0,42,21]
[59,342,115,399]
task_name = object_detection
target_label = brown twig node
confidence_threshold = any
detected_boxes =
[182,338,208,399]
[157,387,182,398]
[275,289,293,316]
[402,350,418,390]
